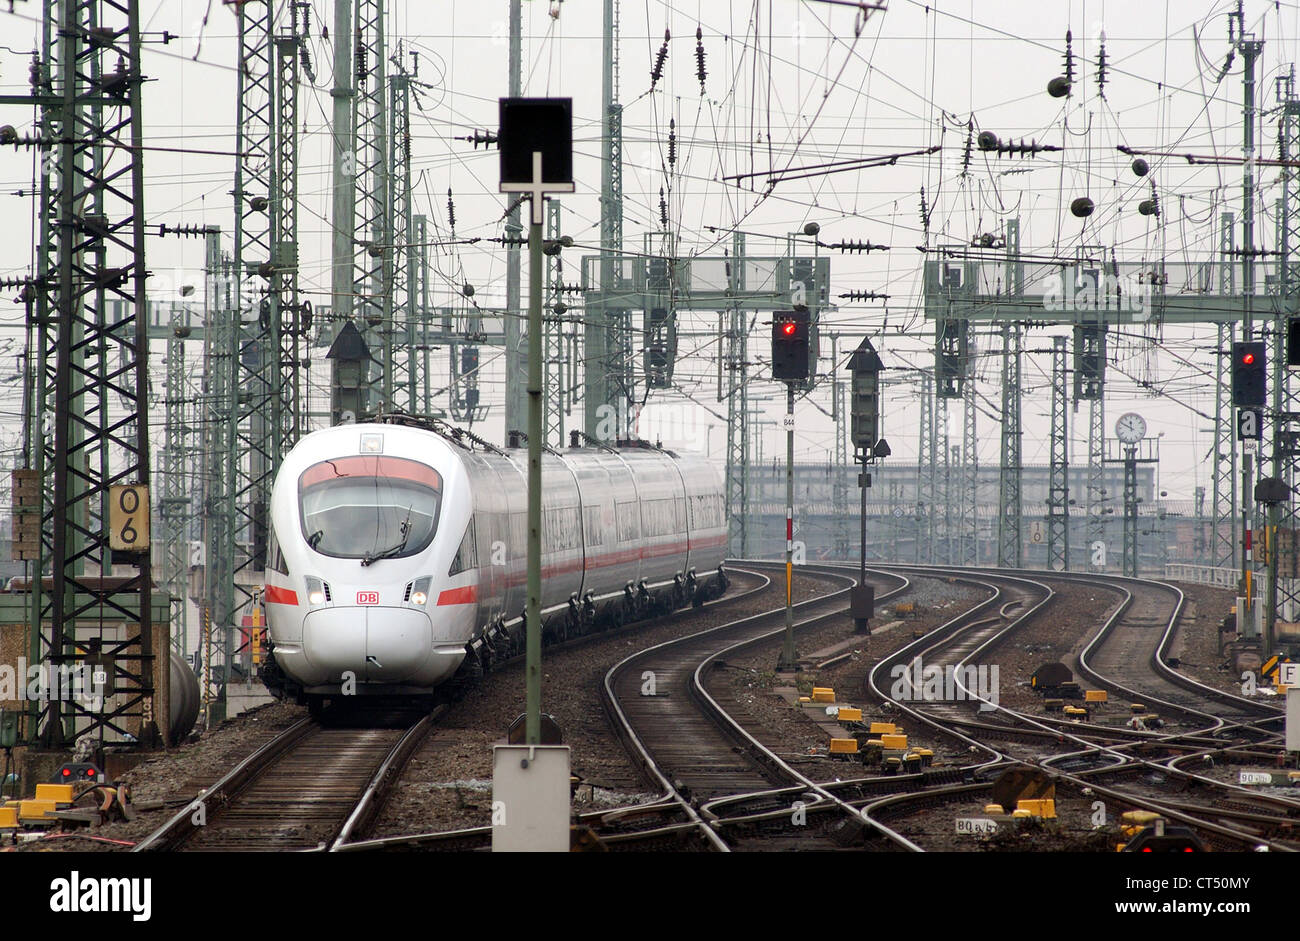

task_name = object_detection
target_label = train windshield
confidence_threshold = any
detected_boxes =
[299,456,443,562]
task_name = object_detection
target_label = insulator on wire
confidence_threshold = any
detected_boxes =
[460,130,498,149]
[651,28,670,90]
[1064,28,1074,87]
[977,133,1062,158]
[356,29,367,84]
[919,187,929,234]
[695,26,707,94]
[1138,181,1159,217]
[157,223,218,238]
[838,290,890,302]
[961,120,973,176]
[447,189,456,231]
[300,47,316,83]
[1096,30,1107,98]
[1218,51,1235,82]
[830,240,889,254]
[659,187,668,228]
[667,118,677,166]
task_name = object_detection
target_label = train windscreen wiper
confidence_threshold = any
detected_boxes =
[361,507,412,566]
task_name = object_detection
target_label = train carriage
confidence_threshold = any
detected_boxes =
[260,417,727,711]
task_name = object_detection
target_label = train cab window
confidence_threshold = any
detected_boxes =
[299,455,442,562]
[449,519,478,576]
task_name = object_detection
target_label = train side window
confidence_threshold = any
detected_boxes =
[583,505,602,547]
[449,519,478,576]
[616,501,638,542]
[268,525,289,575]
[550,507,580,551]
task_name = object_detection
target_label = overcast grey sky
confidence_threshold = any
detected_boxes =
[1,0,1298,504]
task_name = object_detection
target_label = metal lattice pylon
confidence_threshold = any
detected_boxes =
[936,396,951,564]
[997,323,1022,567]
[586,0,632,441]
[159,288,198,659]
[209,0,304,717]
[724,235,749,556]
[272,14,304,443]
[25,0,157,747]
[354,0,387,412]
[384,68,413,412]
[916,370,934,563]
[544,200,568,446]
[831,334,851,559]
[961,333,978,564]
[1087,396,1106,567]
[1213,212,1238,569]
[1270,79,1300,629]
[1047,337,1070,571]
[411,214,431,413]
[200,242,236,724]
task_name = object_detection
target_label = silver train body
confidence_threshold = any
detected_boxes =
[262,420,727,704]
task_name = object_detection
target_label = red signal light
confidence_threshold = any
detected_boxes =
[61,768,70,777]
[782,322,796,336]
[1243,352,1255,365]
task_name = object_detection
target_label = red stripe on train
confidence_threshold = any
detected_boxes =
[264,584,298,606]
[437,585,478,606]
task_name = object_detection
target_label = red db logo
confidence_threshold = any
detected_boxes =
[356,591,379,605]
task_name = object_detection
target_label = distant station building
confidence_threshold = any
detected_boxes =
[739,461,1207,575]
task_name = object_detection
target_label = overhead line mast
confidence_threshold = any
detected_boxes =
[19,0,156,747]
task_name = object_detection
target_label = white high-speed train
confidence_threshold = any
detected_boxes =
[260,416,728,711]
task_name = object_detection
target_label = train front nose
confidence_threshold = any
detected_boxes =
[303,607,433,683]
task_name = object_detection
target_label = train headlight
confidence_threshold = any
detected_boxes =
[410,576,431,605]
[306,576,328,606]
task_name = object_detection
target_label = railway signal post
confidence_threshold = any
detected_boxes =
[848,338,887,633]
[496,99,574,851]
[773,311,810,670]
[499,98,574,746]
[1233,343,1267,640]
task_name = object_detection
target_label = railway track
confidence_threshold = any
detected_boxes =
[134,708,439,852]
[195,560,1289,853]
[1065,572,1282,732]
[136,565,783,853]
[598,561,919,850]
[847,563,1298,851]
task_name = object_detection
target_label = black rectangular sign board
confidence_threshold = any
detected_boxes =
[499,97,573,185]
